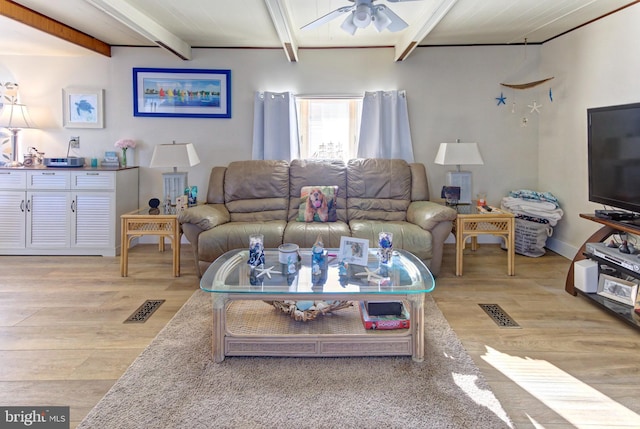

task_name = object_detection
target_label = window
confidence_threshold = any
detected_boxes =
[296,97,362,161]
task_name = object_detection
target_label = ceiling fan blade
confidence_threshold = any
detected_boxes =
[301,6,354,30]
[375,5,408,32]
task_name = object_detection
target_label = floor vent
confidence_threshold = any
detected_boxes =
[479,304,520,328]
[125,300,165,323]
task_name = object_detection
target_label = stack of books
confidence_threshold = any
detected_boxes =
[359,301,410,330]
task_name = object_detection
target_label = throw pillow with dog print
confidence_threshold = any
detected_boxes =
[297,186,338,222]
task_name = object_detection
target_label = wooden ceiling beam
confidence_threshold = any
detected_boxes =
[0,0,111,57]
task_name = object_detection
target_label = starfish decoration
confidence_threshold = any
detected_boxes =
[354,267,386,282]
[528,101,542,114]
[255,266,281,279]
[495,92,507,106]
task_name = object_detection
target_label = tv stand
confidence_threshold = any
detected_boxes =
[565,214,640,329]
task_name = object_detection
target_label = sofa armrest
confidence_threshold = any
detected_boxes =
[407,201,457,230]
[178,204,230,231]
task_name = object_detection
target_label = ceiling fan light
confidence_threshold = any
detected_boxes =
[373,9,392,32]
[353,4,371,28]
[340,13,358,35]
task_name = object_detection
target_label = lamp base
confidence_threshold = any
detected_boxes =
[446,171,473,204]
[4,160,23,168]
[162,172,188,205]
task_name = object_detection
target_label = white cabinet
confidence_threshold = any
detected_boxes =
[0,167,139,256]
[0,170,27,249]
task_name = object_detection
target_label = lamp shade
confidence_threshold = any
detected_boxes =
[0,103,36,130]
[149,143,200,169]
[434,142,484,166]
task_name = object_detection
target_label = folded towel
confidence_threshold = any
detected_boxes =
[508,189,560,208]
[501,197,564,226]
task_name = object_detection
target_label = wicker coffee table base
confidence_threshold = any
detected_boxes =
[211,293,425,363]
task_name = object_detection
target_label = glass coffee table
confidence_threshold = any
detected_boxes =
[200,248,434,363]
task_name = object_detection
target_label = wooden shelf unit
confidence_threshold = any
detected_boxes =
[565,213,640,329]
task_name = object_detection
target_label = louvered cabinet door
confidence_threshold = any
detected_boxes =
[0,191,27,249]
[72,192,115,248]
[26,191,71,249]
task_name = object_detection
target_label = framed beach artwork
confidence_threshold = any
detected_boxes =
[62,88,104,128]
[133,68,231,118]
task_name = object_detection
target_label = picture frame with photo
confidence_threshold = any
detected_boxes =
[597,273,638,306]
[62,88,104,128]
[339,236,369,266]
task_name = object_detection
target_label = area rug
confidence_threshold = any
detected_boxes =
[78,291,513,429]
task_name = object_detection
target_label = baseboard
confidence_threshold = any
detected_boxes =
[544,237,577,260]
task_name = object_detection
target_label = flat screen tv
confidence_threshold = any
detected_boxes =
[588,102,640,215]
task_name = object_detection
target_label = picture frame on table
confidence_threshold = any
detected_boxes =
[62,88,104,128]
[597,273,638,306]
[133,68,231,118]
[339,237,369,266]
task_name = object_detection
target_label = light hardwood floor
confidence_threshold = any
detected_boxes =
[0,243,639,428]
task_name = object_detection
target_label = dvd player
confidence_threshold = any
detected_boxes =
[43,157,85,168]
[585,242,640,273]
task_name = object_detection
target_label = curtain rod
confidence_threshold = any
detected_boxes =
[294,93,363,99]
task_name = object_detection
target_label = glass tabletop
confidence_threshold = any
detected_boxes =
[200,248,434,295]
[124,206,179,216]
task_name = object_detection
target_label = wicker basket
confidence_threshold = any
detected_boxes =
[266,300,353,322]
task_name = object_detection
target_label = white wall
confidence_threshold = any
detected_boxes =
[540,3,640,258]
[1,44,541,214]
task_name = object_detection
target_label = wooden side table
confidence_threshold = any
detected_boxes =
[453,204,515,276]
[120,207,181,277]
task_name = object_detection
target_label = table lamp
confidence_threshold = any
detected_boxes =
[150,142,200,205]
[434,139,484,204]
[0,102,36,167]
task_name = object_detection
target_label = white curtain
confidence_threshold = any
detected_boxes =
[357,90,414,162]
[252,91,300,160]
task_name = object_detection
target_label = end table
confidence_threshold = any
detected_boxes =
[453,204,515,276]
[120,207,181,277]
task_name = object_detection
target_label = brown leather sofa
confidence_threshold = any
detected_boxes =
[178,158,457,277]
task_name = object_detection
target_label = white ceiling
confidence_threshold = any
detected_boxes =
[0,0,636,60]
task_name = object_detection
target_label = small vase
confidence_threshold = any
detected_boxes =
[121,149,127,167]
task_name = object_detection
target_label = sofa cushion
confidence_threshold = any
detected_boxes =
[297,185,338,222]
[224,160,289,222]
[347,159,411,221]
[197,220,286,263]
[349,220,433,262]
[283,221,350,249]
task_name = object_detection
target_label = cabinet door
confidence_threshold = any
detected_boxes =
[72,192,114,248]
[26,191,71,248]
[0,191,27,249]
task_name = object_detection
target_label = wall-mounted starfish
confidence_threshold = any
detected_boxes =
[496,92,507,106]
[527,101,542,114]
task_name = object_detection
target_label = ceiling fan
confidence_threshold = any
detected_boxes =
[301,0,422,35]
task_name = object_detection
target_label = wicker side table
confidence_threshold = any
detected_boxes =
[453,205,515,276]
[120,207,181,277]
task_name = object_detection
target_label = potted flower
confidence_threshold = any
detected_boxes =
[115,139,136,167]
